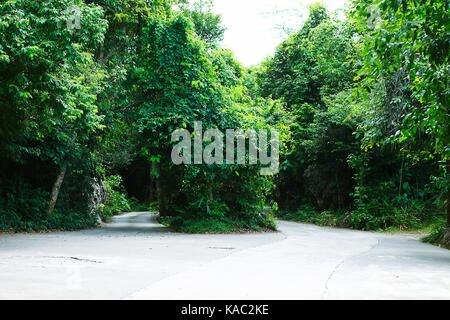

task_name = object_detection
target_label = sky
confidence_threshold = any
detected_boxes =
[212,0,349,66]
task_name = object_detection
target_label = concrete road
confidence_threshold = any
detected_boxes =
[0,212,449,300]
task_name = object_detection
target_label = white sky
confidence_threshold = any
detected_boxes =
[212,0,349,66]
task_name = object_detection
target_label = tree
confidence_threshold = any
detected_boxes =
[181,0,225,47]
[351,0,449,232]
[87,0,178,204]
[257,4,357,210]
[133,15,223,216]
[0,0,107,216]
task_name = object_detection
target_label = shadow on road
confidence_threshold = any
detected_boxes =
[97,212,172,235]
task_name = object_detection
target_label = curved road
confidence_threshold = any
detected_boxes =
[0,212,449,300]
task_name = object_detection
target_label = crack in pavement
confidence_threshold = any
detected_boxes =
[0,255,103,264]
[40,256,104,264]
[3,213,448,299]
[322,237,381,299]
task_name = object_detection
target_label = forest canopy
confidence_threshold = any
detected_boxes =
[0,0,448,244]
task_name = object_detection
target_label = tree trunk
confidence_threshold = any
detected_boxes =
[46,164,68,216]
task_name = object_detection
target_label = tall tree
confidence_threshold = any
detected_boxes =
[351,0,449,232]
[258,3,356,210]
[0,0,108,216]
[181,0,225,47]
[133,15,223,215]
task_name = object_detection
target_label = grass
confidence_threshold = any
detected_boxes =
[279,205,346,228]
[280,205,449,250]
[422,221,450,249]
[382,222,436,235]
[159,215,277,234]
[279,205,445,232]
[0,209,99,233]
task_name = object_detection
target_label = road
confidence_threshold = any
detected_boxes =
[0,212,449,300]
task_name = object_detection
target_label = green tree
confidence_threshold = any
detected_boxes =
[133,15,224,215]
[0,0,108,216]
[181,0,225,47]
[351,0,449,231]
[258,4,357,210]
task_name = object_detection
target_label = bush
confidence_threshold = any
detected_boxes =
[0,185,48,231]
[280,190,429,231]
[349,180,432,230]
[159,212,277,234]
[0,173,148,232]
[0,183,98,232]
[100,176,131,222]
[279,205,345,227]
[163,163,278,233]
[42,209,99,231]
[423,221,450,249]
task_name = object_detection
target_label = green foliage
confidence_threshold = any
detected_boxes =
[257,5,357,211]
[134,14,223,151]
[160,213,277,234]
[100,175,131,222]
[132,13,287,232]
[423,221,450,249]
[350,184,424,230]
[263,1,447,234]
[0,181,50,231]
[211,49,243,87]
[280,205,345,228]
[0,0,108,231]
[0,175,98,232]
[181,0,225,47]
[0,0,107,166]
[351,0,449,160]
[349,0,449,232]
[281,194,429,231]
[1,0,447,236]
[259,5,354,106]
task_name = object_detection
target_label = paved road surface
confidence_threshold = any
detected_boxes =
[0,212,449,300]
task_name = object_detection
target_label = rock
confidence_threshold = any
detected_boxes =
[86,177,106,224]
[439,228,450,249]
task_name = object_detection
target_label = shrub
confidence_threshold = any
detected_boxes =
[423,221,450,249]
[279,205,345,227]
[280,189,428,231]
[159,211,277,234]
[0,181,98,232]
[349,181,431,230]
[100,176,131,222]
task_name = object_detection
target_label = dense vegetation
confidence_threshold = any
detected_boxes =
[261,1,449,246]
[0,0,448,244]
